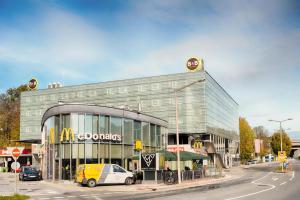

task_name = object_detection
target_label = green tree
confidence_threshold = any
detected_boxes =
[270,131,292,155]
[0,84,29,147]
[240,117,255,162]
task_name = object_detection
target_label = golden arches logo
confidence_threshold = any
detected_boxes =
[60,128,75,142]
[192,139,202,149]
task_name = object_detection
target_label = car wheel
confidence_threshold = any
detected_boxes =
[87,179,96,188]
[125,177,132,185]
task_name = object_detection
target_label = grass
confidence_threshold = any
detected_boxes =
[0,194,30,200]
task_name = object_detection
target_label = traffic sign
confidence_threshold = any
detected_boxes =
[12,148,20,160]
[11,162,20,170]
[278,151,286,163]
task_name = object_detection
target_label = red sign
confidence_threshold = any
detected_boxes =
[167,147,184,152]
[12,148,20,158]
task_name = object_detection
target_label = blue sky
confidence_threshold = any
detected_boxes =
[0,0,299,133]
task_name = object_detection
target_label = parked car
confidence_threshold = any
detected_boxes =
[19,166,42,181]
[75,164,134,187]
[246,159,257,165]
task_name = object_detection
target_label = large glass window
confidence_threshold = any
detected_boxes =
[150,124,156,147]
[156,126,161,148]
[124,119,133,145]
[70,114,79,140]
[142,122,150,147]
[110,117,122,136]
[92,115,99,134]
[100,116,109,135]
[134,121,141,141]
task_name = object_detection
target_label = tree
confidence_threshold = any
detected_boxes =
[240,117,255,162]
[0,84,29,147]
[270,131,292,155]
[253,126,270,157]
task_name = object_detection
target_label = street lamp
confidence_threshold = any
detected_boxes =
[175,78,205,183]
[269,118,293,172]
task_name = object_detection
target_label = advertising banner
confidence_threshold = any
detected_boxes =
[141,153,156,170]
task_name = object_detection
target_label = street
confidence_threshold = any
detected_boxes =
[0,160,298,200]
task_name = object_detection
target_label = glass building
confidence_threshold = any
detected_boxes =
[41,104,167,180]
[21,70,239,171]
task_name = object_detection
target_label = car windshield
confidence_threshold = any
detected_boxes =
[24,167,38,173]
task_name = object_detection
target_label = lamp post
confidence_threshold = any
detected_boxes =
[269,118,292,172]
[175,78,205,183]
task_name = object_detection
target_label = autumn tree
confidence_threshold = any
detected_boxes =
[240,117,255,162]
[0,84,28,147]
[270,131,292,155]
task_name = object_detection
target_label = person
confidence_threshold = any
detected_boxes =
[65,164,70,180]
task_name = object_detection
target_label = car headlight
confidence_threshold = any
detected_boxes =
[23,174,27,176]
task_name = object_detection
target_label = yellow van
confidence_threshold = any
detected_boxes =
[75,164,134,187]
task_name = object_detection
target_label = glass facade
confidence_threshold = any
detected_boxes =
[42,106,167,180]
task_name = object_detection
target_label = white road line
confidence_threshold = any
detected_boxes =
[251,172,273,184]
[225,172,276,200]
[272,177,279,181]
[39,198,50,200]
[67,196,76,198]
[280,182,287,185]
[289,171,295,181]
[53,197,64,199]
[224,184,275,200]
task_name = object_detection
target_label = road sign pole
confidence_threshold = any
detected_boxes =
[15,157,17,194]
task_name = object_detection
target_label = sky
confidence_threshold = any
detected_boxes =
[0,0,299,134]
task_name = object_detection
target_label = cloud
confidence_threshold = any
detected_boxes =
[0,7,107,79]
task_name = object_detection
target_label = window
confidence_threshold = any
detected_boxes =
[151,83,159,90]
[134,121,141,141]
[142,123,150,146]
[113,165,126,173]
[100,116,109,134]
[26,127,31,133]
[138,85,147,92]
[110,117,122,136]
[152,100,160,106]
[106,88,114,95]
[124,119,133,145]
[150,124,156,147]
[118,87,128,94]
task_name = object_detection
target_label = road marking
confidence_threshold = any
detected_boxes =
[53,197,64,199]
[289,171,295,181]
[272,177,278,181]
[80,194,89,197]
[40,198,50,200]
[226,172,276,200]
[251,172,273,184]
[280,182,287,185]
[67,196,76,198]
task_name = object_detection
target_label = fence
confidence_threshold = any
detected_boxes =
[155,166,223,184]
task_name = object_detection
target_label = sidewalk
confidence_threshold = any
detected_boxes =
[41,167,246,193]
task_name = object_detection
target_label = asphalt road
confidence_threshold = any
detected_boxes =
[2,160,298,200]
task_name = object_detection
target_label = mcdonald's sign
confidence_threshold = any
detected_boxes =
[191,138,202,150]
[60,128,75,142]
